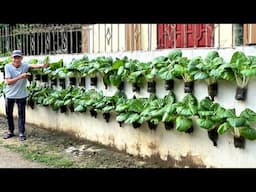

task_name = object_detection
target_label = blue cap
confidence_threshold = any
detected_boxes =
[12,50,23,57]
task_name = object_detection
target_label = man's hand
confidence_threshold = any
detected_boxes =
[20,72,30,79]
[43,63,49,68]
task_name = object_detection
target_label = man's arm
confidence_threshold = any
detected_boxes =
[29,63,49,69]
[5,73,30,85]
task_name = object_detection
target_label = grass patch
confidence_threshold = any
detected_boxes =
[4,143,74,168]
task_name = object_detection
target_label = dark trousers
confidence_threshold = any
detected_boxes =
[5,97,26,135]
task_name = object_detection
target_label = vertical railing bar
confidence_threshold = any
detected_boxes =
[26,25,29,55]
[37,25,39,55]
[14,25,16,50]
[76,27,78,53]
[70,26,73,54]
[56,25,59,54]
[4,25,7,53]
[148,24,152,51]
[1,27,4,53]
[41,24,43,55]
[9,25,11,52]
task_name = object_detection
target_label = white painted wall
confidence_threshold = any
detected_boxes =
[1,46,256,167]
[214,24,233,48]
[88,24,126,53]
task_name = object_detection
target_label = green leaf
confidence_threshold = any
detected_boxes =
[227,117,246,127]
[168,49,182,60]
[241,68,256,77]
[205,51,219,60]
[199,97,212,110]
[198,111,214,116]
[176,116,192,132]
[193,72,208,80]
[116,113,129,122]
[64,99,72,106]
[125,113,140,124]
[217,122,231,135]
[240,127,256,140]
[224,109,236,118]
[102,105,114,112]
[197,118,214,129]
[74,105,86,112]
[158,69,174,80]
[240,108,256,122]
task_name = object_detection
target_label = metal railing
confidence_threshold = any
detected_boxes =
[0,24,82,56]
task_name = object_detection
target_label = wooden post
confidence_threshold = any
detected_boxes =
[81,24,88,53]
[244,24,256,45]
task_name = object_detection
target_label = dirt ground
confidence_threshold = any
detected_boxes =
[0,115,172,168]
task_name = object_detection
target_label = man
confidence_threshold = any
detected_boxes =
[3,50,49,141]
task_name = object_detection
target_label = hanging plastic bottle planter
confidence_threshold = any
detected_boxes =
[35,74,41,81]
[69,104,74,112]
[132,83,140,92]
[184,81,194,93]
[185,126,194,134]
[103,112,111,123]
[207,128,218,147]
[27,99,35,109]
[208,82,218,101]
[165,80,174,91]
[90,77,98,87]
[90,109,97,118]
[69,77,76,86]
[117,81,125,91]
[234,136,245,149]
[28,74,33,82]
[147,121,157,130]
[164,121,174,130]
[147,81,156,93]
[79,77,86,87]
[132,122,141,129]
[41,74,48,82]
[51,78,57,86]
[118,121,124,127]
[60,106,67,113]
[59,78,66,89]
[235,87,247,101]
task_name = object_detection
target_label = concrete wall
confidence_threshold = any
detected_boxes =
[1,46,256,167]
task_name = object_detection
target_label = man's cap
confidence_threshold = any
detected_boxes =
[12,50,23,57]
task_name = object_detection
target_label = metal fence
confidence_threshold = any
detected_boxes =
[0,24,82,56]
[0,24,245,56]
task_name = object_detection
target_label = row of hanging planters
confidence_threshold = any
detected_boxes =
[25,82,256,149]
[2,49,254,101]
[1,49,256,149]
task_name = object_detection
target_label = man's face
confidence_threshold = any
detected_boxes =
[12,56,22,68]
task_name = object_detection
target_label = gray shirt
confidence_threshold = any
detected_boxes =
[4,63,30,98]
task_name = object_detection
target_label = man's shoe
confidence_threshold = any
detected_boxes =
[19,135,26,141]
[3,132,15,139]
